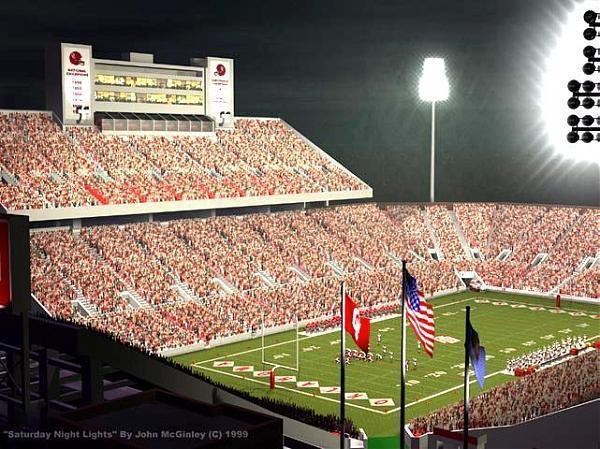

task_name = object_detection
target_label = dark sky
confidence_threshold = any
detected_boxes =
[0,0,598,206]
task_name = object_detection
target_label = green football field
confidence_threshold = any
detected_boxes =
[172,291,599,438]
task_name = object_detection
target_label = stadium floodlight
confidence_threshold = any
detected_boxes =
[583,28,599,40]
[583,62,598,74]
[583,45,599,58]
[584,9,598,25]
[582,80,599,92]
[541,0,600,164]
[418,58,449,102]
[418,57,449,203]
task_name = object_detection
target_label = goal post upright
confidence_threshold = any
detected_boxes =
[261,312,300,373]
[261,312,265,366]
[296,315,299,375]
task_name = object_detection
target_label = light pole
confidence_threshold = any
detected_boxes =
[418,58,449,203]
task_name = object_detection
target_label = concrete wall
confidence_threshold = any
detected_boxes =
[409,399,599,449]
[485,286,599,305]
[10,189,373,222]
[471,399,600,449]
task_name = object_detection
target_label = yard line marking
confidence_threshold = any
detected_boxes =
[195,335,313,365]
[435,297,475,309]
[190,297,598,413]
[496,298,598,314]
[196,365,388,415]
[195,297,474,365]
[384,369,506,414]
[383,334,600,415]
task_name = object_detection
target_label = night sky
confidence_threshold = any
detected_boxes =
[0,0,598,206]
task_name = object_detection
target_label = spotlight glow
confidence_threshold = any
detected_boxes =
[541,0,600,164]
[418,58,449,102]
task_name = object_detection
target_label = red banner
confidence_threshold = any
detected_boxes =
[0,220,10,309]
[344,293,371,353]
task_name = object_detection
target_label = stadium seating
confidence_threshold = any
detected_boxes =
[426,205,468,261]
[410,350,599,434]
[0,112,367,210]
[454,203,496,250]
[29,202,598,353]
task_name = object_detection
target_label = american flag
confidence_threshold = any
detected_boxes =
[404,269,435,357]
[404,271,421,312]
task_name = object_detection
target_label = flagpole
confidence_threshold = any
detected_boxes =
[463,305,471,449]
[400,260,407,449]
[340,280,346,449]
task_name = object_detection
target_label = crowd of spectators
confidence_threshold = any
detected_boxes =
[0,113,98,208]
[454,203,496,250]
[80,226,179,305]
[29,203,598,352]
[30,246,77,320]
[561,264,600,298]
[410,349,599,434]
[508,207,580,265]
[31,231,130,314]
[426,205,468,261]
[0,112,367,210]
[382,205,434,260]
[486,205,547,259]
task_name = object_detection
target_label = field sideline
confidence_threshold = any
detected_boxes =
[172,291,599,437]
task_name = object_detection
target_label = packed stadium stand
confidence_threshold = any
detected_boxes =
[1,41,596,449]
[0,112,369,213]
[409,349,599,435]
[28,202,598,354]
[1,108,597,449]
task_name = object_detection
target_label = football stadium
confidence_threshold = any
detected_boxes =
[0,1,598,449]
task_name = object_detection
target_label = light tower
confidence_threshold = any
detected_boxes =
[418,57,449,203]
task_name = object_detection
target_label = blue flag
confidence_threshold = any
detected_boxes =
[466,317,486,388]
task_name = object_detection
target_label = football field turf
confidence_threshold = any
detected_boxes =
[172,291,599,437]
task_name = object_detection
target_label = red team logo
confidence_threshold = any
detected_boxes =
[69,51,84,66]
[215,63,226,76]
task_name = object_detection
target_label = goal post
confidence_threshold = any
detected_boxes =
[261,313,299,373]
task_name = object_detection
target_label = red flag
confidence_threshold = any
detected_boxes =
[344,293,371,353]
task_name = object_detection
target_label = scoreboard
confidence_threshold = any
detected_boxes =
[47,42,235,129]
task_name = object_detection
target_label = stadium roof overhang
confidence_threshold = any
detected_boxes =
[94,111,215,134]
